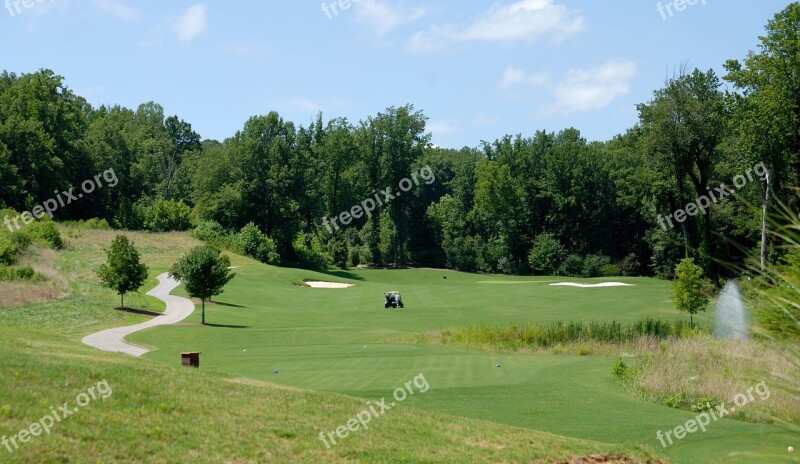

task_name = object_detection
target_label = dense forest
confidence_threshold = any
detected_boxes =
[1,4,799,282]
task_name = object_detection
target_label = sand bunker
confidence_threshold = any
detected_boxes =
[303,280,354,288]
[549,282,634,288]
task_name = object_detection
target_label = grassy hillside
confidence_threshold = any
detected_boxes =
[2,225,797,463]
[0,327,653,463]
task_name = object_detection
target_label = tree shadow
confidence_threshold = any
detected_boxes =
[211,301,246,308]
[204,323,250,329]
[115,307,162,317]
[318,269,366,281]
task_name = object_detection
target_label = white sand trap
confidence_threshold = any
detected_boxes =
[550,282,634,288]
[304,280,354,288]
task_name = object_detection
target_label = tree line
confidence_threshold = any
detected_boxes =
[1,4,799,281]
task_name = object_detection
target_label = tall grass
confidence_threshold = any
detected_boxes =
[421,318,701,351]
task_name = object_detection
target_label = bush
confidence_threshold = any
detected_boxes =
[0,234,18,265]
[144,199,192,232]
[27,221,63,249]
[600,263,621,277]
[0,265,39,282]
[582,254,611,277]
[293,233,332,270]
[611,358,628,378]
[81,218,111,230]
[559,254,584,277]
[236,223,280,265]
[528,233,567,275]
[621,253,641,276]
[192,220,227,245]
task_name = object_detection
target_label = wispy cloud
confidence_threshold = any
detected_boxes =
[221,43,270,59]
[174,4,208,43]
[500,66,548,89]
[354,0,428,35]
[91,0,141,21]
[542,61,636,115]
[472,115,500,126]
[427,120,460,135]
[408,0,585,53]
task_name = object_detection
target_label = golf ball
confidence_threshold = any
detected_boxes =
[789,446,795,453]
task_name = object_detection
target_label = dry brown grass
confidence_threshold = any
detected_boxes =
[632,334,800,425]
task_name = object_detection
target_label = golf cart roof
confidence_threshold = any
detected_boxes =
[385,291,400,295]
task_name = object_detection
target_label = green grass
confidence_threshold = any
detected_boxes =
[0,327,647,463]
[127,261,797,463]
[2,226,798,463]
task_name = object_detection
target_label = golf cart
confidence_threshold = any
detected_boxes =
[384,291,404,309]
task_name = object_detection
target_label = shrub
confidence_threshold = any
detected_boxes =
[293,233,331,270]
[621,253,641,276]
[0,265,39,282]
[144,199,192,232]
[192,220,227,245]
[528,233,567,275]
[236,223,280,265]
[582,254,611,277]
[600,263,621,277]
[611,358,628,378]
[559,254,583,276]
[27,221,63,249]
[0,234,18,265]
[82,218,111,230]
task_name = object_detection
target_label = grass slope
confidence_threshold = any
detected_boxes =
[129,262,797,463]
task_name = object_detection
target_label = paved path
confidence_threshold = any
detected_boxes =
[81,273,195,357]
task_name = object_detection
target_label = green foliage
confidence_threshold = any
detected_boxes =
[433,318,699,351]
[292,233,332,270]
[0,265,39,281]
[621,253,641,277]
[0,233,18,265]
[528,233,566,275]
[690,396,718,413]
[97,235,148,308]
[169,246,235,324]
[672,258,709,325]
[600,264,621,277]
[559,254,584,277]
[581,254,611,278]
[611,358,628,378]
[236,222,280,265]
[26,221,63,249]
[144,199,192,232]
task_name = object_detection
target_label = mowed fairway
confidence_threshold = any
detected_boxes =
[129,261,796,463]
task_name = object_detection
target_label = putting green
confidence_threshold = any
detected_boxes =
[129,261,797,463]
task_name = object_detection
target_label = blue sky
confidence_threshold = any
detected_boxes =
[1,0,792,147]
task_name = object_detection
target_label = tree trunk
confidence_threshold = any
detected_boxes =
[120,293,124,309]
[760,170,771,271]
[201,299,205,325]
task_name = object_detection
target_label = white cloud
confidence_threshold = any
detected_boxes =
[500,67,548,89]
[354,0,428,35]
[174,4,208,43]
[427,120,459,135]
[543,61,636,115]
[408,0,585,53]
[91,0,141,21]
[221,43,270,59]
[472,115,500,126]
